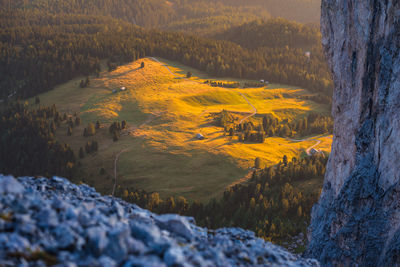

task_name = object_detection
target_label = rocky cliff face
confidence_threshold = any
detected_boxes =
[0,175,319,266]
[307,1,400,265]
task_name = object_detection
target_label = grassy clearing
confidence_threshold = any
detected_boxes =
[33,57,332,201]
[183,91,247,107]
[118,143,247,201]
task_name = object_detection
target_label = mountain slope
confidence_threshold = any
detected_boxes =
[214,19,320,50]
[1,0,320,32]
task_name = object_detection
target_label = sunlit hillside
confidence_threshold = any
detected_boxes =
[34,58,332,202]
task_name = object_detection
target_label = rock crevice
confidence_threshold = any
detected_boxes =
[307,1,400,265]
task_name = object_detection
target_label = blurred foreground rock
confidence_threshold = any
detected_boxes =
[0,175,318,267]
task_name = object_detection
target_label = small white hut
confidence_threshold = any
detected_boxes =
[196,133,205,140]
[310,148,319,155]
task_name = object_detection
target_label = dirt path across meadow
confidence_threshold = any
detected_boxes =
[112,114,160,196]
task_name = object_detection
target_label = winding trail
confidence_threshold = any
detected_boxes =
[227,170,254,189]
[236,91,257,123]
[112,148,130,196]
[149,57,179,78]
[306,140,322,156]
[288,136,325,156]
[112,114,161,196]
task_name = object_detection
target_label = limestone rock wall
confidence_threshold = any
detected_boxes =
[307,1,400,265]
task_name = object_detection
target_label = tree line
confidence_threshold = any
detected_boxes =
[1,0,321,30]
[260,113,333,138]
[216,110,333,143]
[0,103,79,178]
[219,0,321,24]
[0,11,332,102]
[0,0,174,28]
[214,18,321,50]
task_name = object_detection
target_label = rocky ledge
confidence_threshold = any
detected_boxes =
[0,175,318,266]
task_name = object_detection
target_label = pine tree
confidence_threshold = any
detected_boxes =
[67,126,72,136]
[91,141,98,152]
[255,157,261,169]
[50,121,56,133]
[283,155,288,166]
[87,123,96,136]
[85,142,91,153]
[79,147,85,159]
[297,206,303,217]
[113,131,119,142]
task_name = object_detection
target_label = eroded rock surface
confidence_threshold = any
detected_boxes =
[0,175,318,266]
[307,1,400,265]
